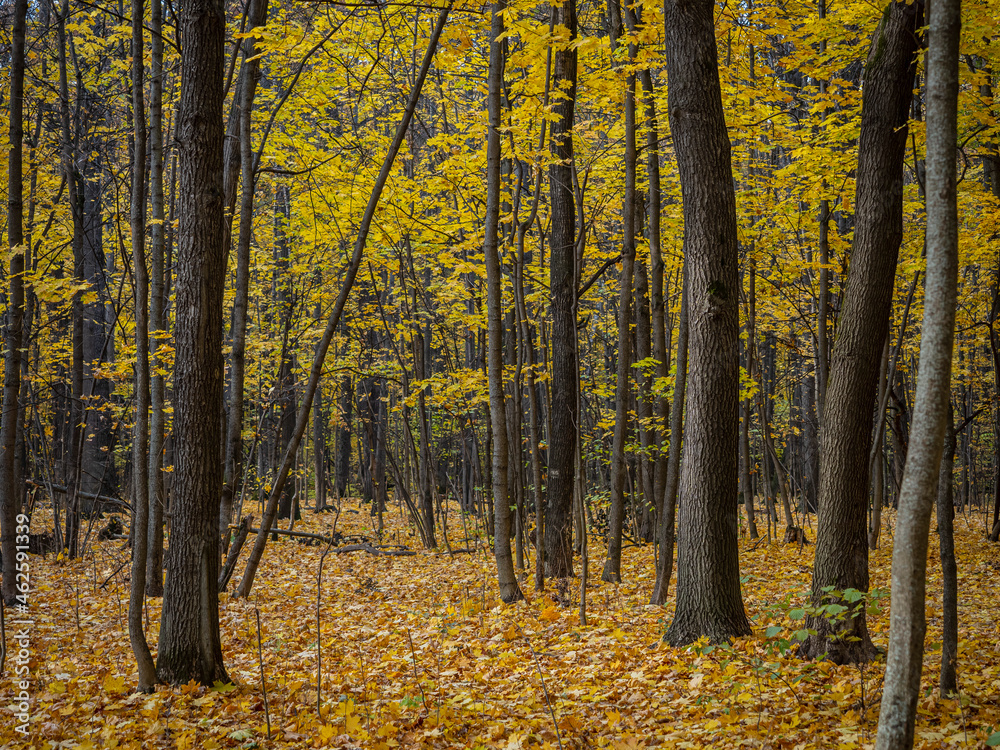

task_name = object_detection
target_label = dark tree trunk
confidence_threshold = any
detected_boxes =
[0,0,28,606]
[544,0,578,580]
[803,0,922,664]
[662,0,750,645]
[156,0,230,685]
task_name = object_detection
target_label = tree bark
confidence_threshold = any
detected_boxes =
[544,0,578,580]
[803,0,922,663]
[874,0,958,741]
[662,0,750,645]
[156,0,230,685]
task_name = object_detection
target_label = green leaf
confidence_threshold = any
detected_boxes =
[793,628,811,641]
[843,588,864,603]
[765,626,782,638]
[229,729,254,741]
[212,680,237,693]
[986,730,1000,746]
[789,608,806,620]
[824,604,848,617]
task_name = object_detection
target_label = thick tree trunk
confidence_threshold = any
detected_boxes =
[544,0,578,580]
[662,0,750,645]
[156,0,230,685]
[803,0,922,663]
[874,0,958,741]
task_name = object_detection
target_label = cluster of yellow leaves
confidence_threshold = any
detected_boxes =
[8,502,1000,749]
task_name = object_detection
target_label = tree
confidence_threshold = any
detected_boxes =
[156,0,230,685]
[484,0,523,603]
[128,0,157,691]
[544,0,578,580]
[802,0,923,663]
[874,0,960,742]
[663,0,751,646]
[0,0,28,606]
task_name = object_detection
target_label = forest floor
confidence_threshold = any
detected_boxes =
[9,500,1000,749]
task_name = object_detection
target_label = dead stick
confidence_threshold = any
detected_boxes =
[255,605,271,740]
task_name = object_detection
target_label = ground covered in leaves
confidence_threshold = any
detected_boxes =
[8,501,1000,749]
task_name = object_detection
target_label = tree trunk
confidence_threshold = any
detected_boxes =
[485,0,523,603]
[128,0,157,689]
[662,0,750,645]
[803,0,922,663]
[147,0,168,598]
[874,0,958,741]
[156,0,230,685]
[0,0,28,606]
[938,404,959,696]
[544,0,578,580]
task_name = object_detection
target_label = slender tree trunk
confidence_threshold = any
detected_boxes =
[650,269,687,605]
[234,5,452,598]
[663,0,751,645]
[221,0,270,540]
[938,404,959,696]
[803,0,922,663]
[156,0,230,685]
[544,0,578,580]
[147,0,168,598]
[128,0,157,690]
[484,0,522,602]
[0,0,28,606]
[874,0,958,740]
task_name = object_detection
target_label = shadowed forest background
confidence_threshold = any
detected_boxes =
[0,0,999,745]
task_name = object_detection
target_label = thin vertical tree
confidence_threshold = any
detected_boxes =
[874,0,960,742]
[485,0,523,603]
[128,0,157,691]
[0,0,29,606]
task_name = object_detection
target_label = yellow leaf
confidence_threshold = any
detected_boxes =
[103,674,126,694]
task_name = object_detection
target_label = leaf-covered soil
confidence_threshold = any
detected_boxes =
[9,502,1000,749]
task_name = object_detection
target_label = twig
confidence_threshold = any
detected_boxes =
[520,627,564,749]
[405,628,427,708]
[255,604,272,740]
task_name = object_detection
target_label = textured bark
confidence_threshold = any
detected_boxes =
[156,0,230,685]
[485,0,522,602]
[662,0,750,644]
[803,0,922,663]
[874,0,958,743]
[544,0,578,580]
[0,0,28,606]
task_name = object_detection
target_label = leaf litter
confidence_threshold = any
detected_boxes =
[7,503,1000,749]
